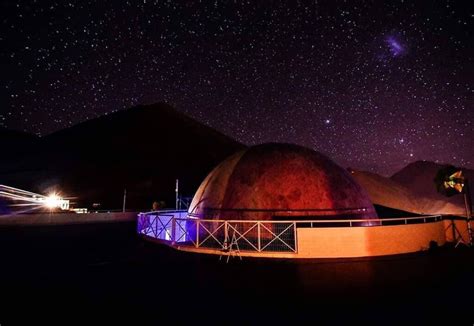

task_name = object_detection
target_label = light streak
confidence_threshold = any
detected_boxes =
[0,185,70,211]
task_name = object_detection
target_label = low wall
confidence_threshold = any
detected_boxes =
[139,213,472,259]
[0,212,138,226]
[297,221,446,258]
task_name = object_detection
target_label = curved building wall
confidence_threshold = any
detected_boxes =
[138,212,465,258]
[297,221,446,258]
[170,220,447,258]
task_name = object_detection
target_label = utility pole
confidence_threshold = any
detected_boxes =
[175,179,179,210]
[122,188,127,212]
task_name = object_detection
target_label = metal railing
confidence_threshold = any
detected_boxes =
[137,210,188,241]
[187,206,373,220]
[137,211,297,252]
[294,215,443,227]
[137,212,443,254]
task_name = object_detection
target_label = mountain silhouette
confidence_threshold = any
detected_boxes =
[1,103,244,209]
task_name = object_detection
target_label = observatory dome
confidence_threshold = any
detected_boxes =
[188,143,377,221]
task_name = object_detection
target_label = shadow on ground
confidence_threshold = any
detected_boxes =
[0,223,473,325]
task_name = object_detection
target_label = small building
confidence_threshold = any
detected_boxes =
[138,143,457,258]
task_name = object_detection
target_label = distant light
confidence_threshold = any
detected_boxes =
[42,193,70,210]
[324,119,331,124]
[44,193,61,209]
[443,170,465,193]
[0,185,70,212]
[409,153,414,157]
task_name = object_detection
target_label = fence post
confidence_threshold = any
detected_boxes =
[257,222,261,252]
[224,221,228,248]
[293,222,297,253]
[152,215,157,238]
[171,217,176,243]
[137,214,142,233]
[196,220,200,248]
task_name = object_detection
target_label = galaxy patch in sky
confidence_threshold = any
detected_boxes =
[385,35,407,57]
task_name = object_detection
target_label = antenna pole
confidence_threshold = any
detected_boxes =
[122,188,127,212]
[175,179,179,210]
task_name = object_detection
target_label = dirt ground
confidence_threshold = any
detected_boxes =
[0,222,473,325]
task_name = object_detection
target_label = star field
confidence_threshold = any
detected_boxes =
[1,0,472,175]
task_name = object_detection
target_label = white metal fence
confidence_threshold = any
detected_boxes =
[137,211,297,252]
[137,211,443,254]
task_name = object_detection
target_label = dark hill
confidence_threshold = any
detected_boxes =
[0,128,38,153]
[1,103,245,209]
[352,169,467,216]
[0,129,39,174]
[391,160,474,202]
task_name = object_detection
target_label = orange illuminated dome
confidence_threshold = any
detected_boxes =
[188,143,377,221]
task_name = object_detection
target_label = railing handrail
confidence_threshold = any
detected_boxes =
[189,207,371,212]
[157,215,442,224]
[137,212,299,253]
[140,210,187,214]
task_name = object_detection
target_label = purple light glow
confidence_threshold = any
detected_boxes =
[386,36,406,57]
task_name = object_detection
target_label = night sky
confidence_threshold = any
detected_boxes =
[1,1,472,175]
